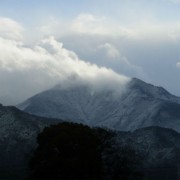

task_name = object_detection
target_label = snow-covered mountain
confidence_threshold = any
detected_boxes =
[115,126,180,179]
[0,103,180,179]
[0,104,59,179]
[18,78,180,132]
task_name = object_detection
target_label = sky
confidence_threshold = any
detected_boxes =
[0,0,180,105]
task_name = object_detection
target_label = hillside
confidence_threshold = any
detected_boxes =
[18,78,180,132]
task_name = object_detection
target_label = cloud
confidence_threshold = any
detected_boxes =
[98,43,120,59]
[165,0,180,3]
[24,8,180,98]
[0,17,23,41]
[71,14,110,35]
[38,13,180,90]
[48,13,180,42]
[2,13,180,105]
[0,18,130,105]
[39,16,69,38]
[176,62,180,67]
[39,14,131,38]
[95,42,145,77]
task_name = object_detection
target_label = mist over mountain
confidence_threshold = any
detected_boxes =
[1,75,180,179]
[0,35,130,105]
[18,78,180,132]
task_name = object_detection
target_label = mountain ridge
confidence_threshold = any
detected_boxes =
[18,78,180,132]
[0,103,180,179]
[0,104,60,179]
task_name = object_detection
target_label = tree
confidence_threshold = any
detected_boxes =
[29,122,143,180]
[29,122,102,180]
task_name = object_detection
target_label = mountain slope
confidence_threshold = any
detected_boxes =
[0,104,59,179]
[18,78,180,132]
[115,126,180,179]
[116,126,180,166]
[1,103,180,179]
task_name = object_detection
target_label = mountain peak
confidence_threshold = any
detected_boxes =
[128,78,172,100]
[18,77,180,132]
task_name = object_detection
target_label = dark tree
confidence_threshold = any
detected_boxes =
[29,122,143,180]
[95,129,144,180]
[29,122,102,180]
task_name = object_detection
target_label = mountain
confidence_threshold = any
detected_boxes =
[0,103,180,179]
[29,124,180,180]
[116,126,180,166]
[18,78,180,132]
[0,104,59,179]
[115,126,180,179]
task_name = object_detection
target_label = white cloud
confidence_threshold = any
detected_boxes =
[38,13,180,92]
[0,17,23,41]
[39,16,69,38]
[95,42,146,78]
[71,14,110,35]
[38,13,180,43]
[98,43,120,59]
[30,12,180,98]
[0,18,130,105]
[38,14,131,38]
[176,62,180,67]
[3,14,180,105]
[165,0,180,3]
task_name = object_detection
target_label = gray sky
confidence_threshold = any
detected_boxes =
[0,0,180,105]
